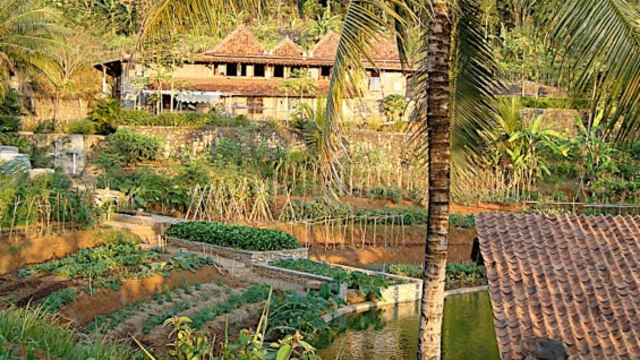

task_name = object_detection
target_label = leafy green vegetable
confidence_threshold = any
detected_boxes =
[40,288,78,312]
[165,222,300,251]
[190,285,270,329]
[19,241,213,292]
[271,259,388,300]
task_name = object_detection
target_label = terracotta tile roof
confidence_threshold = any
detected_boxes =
[150,78,331,98]
[194,27,404,70]
[270,36,305,58]
[208,27,265,56]
[476,213,640,360]
[310,31,340,59]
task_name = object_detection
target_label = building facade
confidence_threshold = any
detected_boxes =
[96,27,410,121]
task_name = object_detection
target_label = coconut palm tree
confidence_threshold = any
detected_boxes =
[314,1,497,359]
[0,0,62,94]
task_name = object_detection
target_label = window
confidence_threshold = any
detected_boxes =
[274,65,284,78]
[254,64,265,77]
[369,70,381,91]
[248,97,264,116]
[290,66,301,77]
[320,66,331,78]
[241,64,249,77]
[226,63,238,76]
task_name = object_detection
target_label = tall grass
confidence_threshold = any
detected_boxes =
[0,306,139,359]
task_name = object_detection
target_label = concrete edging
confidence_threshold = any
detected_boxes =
[321,285,489,323]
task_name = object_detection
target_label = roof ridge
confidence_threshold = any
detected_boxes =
[310,31,339,57]
[269,36,305,57]
[210,26,265,55]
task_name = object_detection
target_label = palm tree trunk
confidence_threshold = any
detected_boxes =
[417,1,452,360]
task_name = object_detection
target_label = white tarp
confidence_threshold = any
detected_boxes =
[142,90,226,104]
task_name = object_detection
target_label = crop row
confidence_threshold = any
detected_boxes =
[19,241,214,292]
[190,285,270,329]
[85,280,211,335]
[165,221,300,251]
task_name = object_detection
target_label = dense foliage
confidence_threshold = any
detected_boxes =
[96,128,163,166]
[118,109,251,127]
[165,221,300,251]
[0,90,23,133]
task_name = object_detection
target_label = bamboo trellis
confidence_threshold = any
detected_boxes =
[282,214,407,250]
[185,178,274,223]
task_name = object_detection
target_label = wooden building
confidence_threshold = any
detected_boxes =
[95,27,410,121]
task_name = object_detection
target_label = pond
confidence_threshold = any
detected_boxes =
[316,291,499,360]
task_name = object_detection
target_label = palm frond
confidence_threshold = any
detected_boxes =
[320,0,411,193]
[553,0,640,142]
[0,0,63,93]
[136,0,224,45]
[407,0,499,177]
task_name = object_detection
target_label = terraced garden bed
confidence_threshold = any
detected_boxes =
[0,238,228,326]
[165,221,308,264]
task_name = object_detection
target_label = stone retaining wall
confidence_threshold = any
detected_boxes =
[165,236,309,264]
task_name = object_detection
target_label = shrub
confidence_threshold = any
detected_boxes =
[369,185,403,203]
[165,221,300,251]
[65,119,95,135]
[0,134,52,168]
[0,89,23,132]
[99,128,162,166]
[34,119,56,134]
[88,97,122,134]
[514,96,590,110]
[117,109,251,127]
[449,214,475,229]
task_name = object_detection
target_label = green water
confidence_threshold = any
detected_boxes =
[316,291,499,360]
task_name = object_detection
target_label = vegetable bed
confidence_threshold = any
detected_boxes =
[18,240,214,292]
[270,259,389,299]
[165,222,299,251]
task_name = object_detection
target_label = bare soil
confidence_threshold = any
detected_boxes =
[0,275,69,307]
[309,227,477,266]
[0,230,112,275]
[62,266,236,326]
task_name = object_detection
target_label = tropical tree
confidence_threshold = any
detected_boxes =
[303,7,343,43]
[315,1,497,359]
[0,0,62,94]
[381,94,408,123]
[39,33,100,120]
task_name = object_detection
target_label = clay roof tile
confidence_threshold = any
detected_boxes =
[476,213,640,359]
